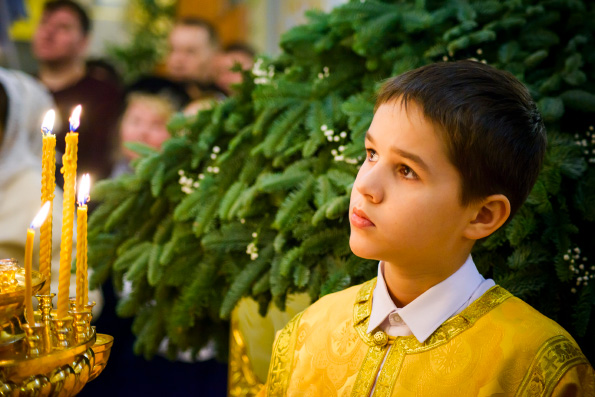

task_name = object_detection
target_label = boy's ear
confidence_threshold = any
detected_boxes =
[464,194,511,240]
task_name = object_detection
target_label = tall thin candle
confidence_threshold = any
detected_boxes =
[25,202,51,324]
[57,105,81,319]
[39,110,56,295]
[76,174,90,311]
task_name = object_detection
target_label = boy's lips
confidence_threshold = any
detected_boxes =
[351,207,375,228]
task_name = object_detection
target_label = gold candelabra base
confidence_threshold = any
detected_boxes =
[0,266,113,396]
[0,330,113,396]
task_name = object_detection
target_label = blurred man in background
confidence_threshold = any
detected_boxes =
[32,0,121,184]
[165,18,224,101]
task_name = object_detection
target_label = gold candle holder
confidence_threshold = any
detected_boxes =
[51,317,73,349]
[37,294,55,323]
[22,323,44,356]
[70,298,96,346]
[70,310,92,345]
[85,301,96,316]
[36,293,55,353]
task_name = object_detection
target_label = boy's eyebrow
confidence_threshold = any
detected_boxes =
[366,131,430,173]
[392,148,430,173]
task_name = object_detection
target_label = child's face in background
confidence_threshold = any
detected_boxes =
[349,100,477,270]
[120,101,170,160]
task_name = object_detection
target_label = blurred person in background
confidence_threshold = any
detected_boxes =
[212,42,255,96]
[111,92,176,178]
[165,18,224,101]
[86,57,123,90]
[0,67,102,316]
[32,0,122,185]
[115,76,190,177]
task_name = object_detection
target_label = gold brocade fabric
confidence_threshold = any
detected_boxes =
[264,279,595,396]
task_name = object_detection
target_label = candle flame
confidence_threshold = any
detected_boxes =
[31,201,51,229]
[69,105,82,132]
[41,110,55,135]
[77,174,91,205]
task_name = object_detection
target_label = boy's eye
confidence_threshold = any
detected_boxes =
[366,149,378,162]
[399,164,419,180]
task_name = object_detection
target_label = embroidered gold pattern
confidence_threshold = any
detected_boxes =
[353,278,378,346]
[516,335,590,396]
[373,341,407,397]
[350,282,513,395]
[266,311,304,396]
[350,344,389,396]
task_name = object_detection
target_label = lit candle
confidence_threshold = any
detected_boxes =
[25,202,51,324]
[39,110,56,295]
[76,174,90,311]
[57,105,81,319]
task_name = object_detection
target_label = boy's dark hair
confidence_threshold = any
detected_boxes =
[376,60,546,219]
[43,0,91,35]
[176,18,219,47]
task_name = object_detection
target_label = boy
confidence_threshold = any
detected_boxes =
[262,61,595,396]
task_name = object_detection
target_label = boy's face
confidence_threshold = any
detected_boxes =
[349,100,477,269]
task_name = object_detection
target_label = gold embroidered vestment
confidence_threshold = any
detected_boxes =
[264,280,595,396]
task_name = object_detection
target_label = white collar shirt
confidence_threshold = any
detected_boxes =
[366,255,495,343]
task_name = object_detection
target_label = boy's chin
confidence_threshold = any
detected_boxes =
[349,237,379,261]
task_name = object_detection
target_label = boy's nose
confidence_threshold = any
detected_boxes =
[354,166,383,204]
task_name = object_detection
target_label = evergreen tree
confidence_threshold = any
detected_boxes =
[107,0,175,82]
[89,0,595,362]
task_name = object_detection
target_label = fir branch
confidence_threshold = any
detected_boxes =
[113,242,151,272]
[261,103,309,158]
[320,270,351,297]
[272,177,316,230]
[293,265,311,288]
[257,170,311,193]
[252,270,271,295]
[572,286,593,337]
[314,175,338,208]
[147,244,163,286]
[218,181,246,220]
[192,194,220,237]
[150,162,166,196]
[325,194,351,220]
[220,246,273,319]
[279,246,303,277]
[124,141,158,158]
[124,249,150,282]
[104,196,137,231]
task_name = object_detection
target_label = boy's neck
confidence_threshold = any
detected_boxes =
[383,251,471,307]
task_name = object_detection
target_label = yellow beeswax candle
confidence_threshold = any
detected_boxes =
[57,105,81,319]
[39,110,56,295]
[25,202,51,324]
[24,228,35,324]
[76,174,90,311]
